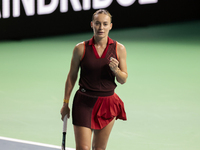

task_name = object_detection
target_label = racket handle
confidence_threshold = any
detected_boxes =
[63,115,68,133]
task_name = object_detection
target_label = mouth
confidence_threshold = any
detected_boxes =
[97,31,104,34]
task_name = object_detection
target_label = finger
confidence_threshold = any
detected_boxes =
[110,57,114,61]
[110,57,117,61]
[110,62,118,68]
[109,59,116,64]
[62,113,68,120]
[110,57,118,63]
[61,111,66,121]
[113,59,119,65]
[110,60,119,67]
[109,63,114,69]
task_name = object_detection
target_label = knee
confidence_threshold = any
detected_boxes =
[76,145,91,150]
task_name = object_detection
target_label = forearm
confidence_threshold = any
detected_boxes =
[113,68,128,84]
[63,73,77,103]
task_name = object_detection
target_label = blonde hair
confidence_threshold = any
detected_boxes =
[92,9,112,22]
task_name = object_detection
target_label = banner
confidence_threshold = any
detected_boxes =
[0,0,199,40]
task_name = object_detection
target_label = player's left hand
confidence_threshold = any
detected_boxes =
[109,57,119,73]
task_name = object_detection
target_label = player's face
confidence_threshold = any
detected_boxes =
[91,13,112,38]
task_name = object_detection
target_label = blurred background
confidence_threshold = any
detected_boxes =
[0,0,200,40]
[0,1,200,150]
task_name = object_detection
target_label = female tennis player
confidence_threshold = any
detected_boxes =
[60,9,128,150]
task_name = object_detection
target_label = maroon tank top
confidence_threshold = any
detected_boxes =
[79,36,118,96]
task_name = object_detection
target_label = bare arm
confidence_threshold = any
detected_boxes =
[109,42,128,84]
[60,42,84,120]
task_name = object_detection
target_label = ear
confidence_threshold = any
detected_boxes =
[110,23,113,30]
[91,21,93,28]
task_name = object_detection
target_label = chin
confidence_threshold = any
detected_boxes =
[96,34,106,38]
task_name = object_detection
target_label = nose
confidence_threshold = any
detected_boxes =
[99,23,103,29]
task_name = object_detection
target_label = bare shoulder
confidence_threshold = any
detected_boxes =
[74,42,84,54]
[73,42,85,60]
[117,42,127,59]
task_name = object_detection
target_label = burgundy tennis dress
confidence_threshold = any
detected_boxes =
[72,36,127,130]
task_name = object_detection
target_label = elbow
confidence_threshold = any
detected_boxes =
[117,78,127,85]
[119,81,125,85]
[120,80,126,85]
[116,72,128,84]
[119,74,128,84]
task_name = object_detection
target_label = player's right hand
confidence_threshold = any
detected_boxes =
[60,103,70,120]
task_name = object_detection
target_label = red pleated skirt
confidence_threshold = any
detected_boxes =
[72,89,127,130]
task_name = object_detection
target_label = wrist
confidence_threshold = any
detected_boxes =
[113,67,120,75]
[63,102,69,107]
[63,99,69,104]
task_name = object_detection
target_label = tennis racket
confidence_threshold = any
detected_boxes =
[61,115,68,150]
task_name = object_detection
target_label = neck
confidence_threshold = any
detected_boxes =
[94,36,108,46]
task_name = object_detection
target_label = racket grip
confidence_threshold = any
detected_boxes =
[63,115,68,132]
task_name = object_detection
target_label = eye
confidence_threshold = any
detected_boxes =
[95,22,100,25]
[104,22,108,26]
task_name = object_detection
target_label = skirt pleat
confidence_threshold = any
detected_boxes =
[72,90,127,130]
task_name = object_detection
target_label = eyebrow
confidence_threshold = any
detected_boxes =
[95,21,109,23]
